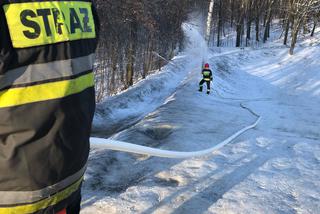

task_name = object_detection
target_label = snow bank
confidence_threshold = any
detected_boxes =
[92,21,207,136]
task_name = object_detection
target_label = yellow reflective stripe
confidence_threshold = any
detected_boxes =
[3,1,96,48]
[0,72,94,108]
[0,54,94,90]
[0,165,87,205]
[0,178,82,214]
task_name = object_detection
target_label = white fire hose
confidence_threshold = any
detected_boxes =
[90,116,260,159]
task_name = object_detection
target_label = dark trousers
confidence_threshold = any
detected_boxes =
[66,194,81,214]
[54,192,81,214]
[199,79,211,91]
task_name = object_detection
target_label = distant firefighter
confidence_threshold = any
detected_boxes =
[199,63,213,94]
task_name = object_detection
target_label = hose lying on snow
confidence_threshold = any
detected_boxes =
[90,116,261,159]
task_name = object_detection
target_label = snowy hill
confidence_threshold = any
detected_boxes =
[82,25,320,214]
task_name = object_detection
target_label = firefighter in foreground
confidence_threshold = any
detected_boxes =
[199,63,213,94]
[0,1,99,213]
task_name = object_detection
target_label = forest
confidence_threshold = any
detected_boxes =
[93,0,320,100]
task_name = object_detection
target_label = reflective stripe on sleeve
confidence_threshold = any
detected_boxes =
[0,72,94,108]
[0,54,95,91]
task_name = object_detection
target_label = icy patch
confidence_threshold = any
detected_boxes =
[138,124,174,141]
[256,137,272,148]
[154,171,187,187]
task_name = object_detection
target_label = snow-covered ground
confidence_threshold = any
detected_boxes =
[92,23,208,137]
[82,25,320,214]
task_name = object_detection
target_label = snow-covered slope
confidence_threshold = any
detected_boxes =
[82,27,320,213]
[92,23,208,137]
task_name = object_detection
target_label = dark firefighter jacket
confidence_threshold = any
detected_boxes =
[202,69,213,81]
[0,0,99,213]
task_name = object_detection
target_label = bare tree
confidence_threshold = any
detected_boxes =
[93,0,320,98]
[93,0,192,98]
[288,0,320,54]
[206,0,215,44]
[263,0,276,43]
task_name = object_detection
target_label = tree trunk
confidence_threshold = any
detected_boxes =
[125,53,133,89]
[142,49,148,79]
[236,1,245,47]
[246,19,252,46]
[143,38,153,79]
[217,0,222,47]
[110,44,117,93]
[236,19,244,47]
[206,0,215,45]
[125,22,137,89]
[230,0,234,28]
[311,20,317,37]
[263,0,275,43]
[290,20,302,55]
[255,16,260,42]
[289,29,298,55]
[283,14,291,45]
[303,16,309,34]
